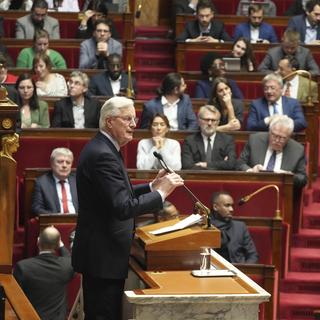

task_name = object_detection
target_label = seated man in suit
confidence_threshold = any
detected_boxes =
[238,115,307,188]
[209,191,258,263]
[247,73,307,132]
[176,0,230,42]
[277,55,318,102]
[32,147,78,215]
[140,72,198,130]
[258,30,320,75]
[181,105,236,170]
[14,226,74,320]
[52,71,101,128]
[286,0,320,44]
[88,53,137,97]
[79,18,122,69]
[15,0,60,39]
[233,3,278,43]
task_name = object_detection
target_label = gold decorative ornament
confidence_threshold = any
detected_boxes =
[0,133,20,161]
[2,118,13,130]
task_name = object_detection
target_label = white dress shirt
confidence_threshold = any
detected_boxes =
[53,175,76,213]
[263,148,282,171]
[161,96,180,130]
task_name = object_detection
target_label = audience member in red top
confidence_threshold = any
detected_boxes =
[0,54,17,85]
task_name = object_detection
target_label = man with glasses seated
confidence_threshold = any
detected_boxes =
[238,115,307,188]
[246,73,307,132]
[16,0,60,39]
[181,105,237,170]
[79,18,122,69]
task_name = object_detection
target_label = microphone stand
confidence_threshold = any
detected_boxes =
[153,152,212,229]
[283,69,313,107]
[239,184,281,220]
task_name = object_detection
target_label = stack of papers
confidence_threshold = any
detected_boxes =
[150,214,203,235]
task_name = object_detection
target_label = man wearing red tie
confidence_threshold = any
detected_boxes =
[32,147,78,215]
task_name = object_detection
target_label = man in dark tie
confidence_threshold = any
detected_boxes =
[246,72,307,132]
[181,104,236,170]
[71,96,184,320]
[238,115,307,188]
[32,147,78,215]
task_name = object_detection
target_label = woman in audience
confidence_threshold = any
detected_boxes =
[209,77,244,132]
[0,54,17,85]
[137,113,181,170]
[15,73,49,128]
[195,52,244,99]
[77,1,119,39]
[16,29,67,69]
[32,53,68,96]
[229,37,256,72]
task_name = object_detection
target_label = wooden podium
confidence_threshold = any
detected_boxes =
[133,218,220,271]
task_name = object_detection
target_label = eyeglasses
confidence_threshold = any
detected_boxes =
[200,117,219,123]
[270,132,288,142]
[95,29,110,33]
[113,116,139,124]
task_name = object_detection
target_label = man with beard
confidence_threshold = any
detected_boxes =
[181,105,236,170]
[233,4,278,43]
[88,53,136,97]
[52,71,101,128]
[16,0,60,39]
[209,191,258,263]
[287,0,320,44]
[176,0,230,42]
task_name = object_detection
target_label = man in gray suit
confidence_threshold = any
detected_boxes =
[258,29,319,75]
[182,105,237,170]
[238,115,307,188]
[32,147,78,215]
[15,0,60,39]
[79,18,122,69]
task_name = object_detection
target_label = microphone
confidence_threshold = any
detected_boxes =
[153,152,212,228]
[238,184,281,220]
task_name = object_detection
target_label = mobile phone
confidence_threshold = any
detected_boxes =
[202,31,210,37]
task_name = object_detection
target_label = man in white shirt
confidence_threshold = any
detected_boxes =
[32,147,78,215]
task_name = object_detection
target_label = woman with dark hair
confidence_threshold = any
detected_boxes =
[209,77,244,131]
[15,73,49,128]
[33,53,67,96]
[229,37,256,72]
[77,0,119,39]
[195,52,244,99]
[140,72,198,130]
[137,113,181,170]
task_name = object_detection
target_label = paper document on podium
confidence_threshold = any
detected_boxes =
[150,214,203,235]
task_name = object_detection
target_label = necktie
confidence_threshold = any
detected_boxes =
[266,151,276,171]
[284,82,291,97]
[206,137,212,164]
[272,102,278,115]
[59,180,69,214]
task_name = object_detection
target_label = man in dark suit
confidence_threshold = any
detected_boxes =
[238,115,307,188]
[88,53,137,97]
[176,0,230,42]
[247,73,307,132]
[258,29,319,75]
[233,3,278,43]
[13,226,74,320]
[209,191,258,263]
[140,72,198,130]
[32,147,78,215]
[71,96,184,320]
[286,0,320,44]
[182,105,236,170]
[52,71,101,128]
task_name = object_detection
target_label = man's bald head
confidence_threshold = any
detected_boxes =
[38,226,61,251]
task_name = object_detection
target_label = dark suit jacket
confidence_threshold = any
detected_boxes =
[140,94,198,130]
[287,14,320,43]
[51,96,101,128]
[181,132,237,170]
[233,21,278,43]
[88,71,137,97]
[237,132,307,188]
[210,213,258,263]
[71,132,163,279]
[32,172,78,215]
[176,19,231,41]
[246,96,307,132]
[13,247,74,320]
[209,215,259,263]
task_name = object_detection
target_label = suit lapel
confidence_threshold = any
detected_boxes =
[195,133,206,161]
[49,173,61,212]
[66,98,75,125]
[104,73,114,96]
[83,97,90,127]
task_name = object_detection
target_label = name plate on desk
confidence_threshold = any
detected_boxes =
[191,269,237,277]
